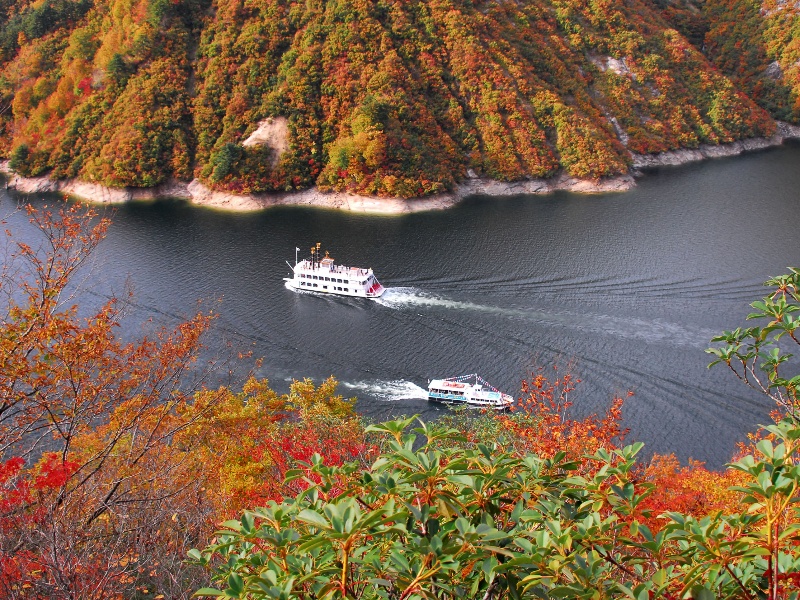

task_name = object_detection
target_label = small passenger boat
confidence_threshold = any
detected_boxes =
[285,244,385,298]
[427,374,514,410]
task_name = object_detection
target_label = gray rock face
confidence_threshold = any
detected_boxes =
[765,60,783,80]
[241,117,290,168]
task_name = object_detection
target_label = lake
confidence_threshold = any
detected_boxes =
[3,141,799,466]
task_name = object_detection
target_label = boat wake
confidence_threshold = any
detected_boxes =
[375,287,715,347]
[341,379,429,402]
[375,287,498,312]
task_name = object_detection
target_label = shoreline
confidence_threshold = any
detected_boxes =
[630,121,800,169]
[3,121,799,215]
[0,164,637,214]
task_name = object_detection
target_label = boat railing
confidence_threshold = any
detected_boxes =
[303,264,370,276]
[297,262,372,278]
[442,373,502,394]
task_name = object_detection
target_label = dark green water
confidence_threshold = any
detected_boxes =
[3,142,800,466]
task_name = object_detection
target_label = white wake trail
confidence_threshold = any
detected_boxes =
[375,287,498,312]
[341,379,429,402]
[374,287,715,347]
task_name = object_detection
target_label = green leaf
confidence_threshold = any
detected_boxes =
[227,573,244,596]
[193,589,225,597]
[691,587,715,600]
[297,509,330,530]
[187,549,204,562]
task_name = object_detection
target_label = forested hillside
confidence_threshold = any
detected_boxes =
[0,0,791,198]
[657,0,800,124]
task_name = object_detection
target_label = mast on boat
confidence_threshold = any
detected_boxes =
[309,242,321,270]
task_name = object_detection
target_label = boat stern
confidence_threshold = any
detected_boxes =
[367,283,386,297]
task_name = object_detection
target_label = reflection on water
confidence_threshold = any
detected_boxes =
[2,141,800,466]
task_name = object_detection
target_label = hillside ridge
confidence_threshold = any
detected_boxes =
[0,0,797,201]
[6,118,799,212]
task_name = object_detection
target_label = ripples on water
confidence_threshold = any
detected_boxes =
[2,142,800,466]
[376,287,717,347]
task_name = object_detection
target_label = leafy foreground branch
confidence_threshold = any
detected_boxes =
[192,416,800,600]
[708,267,800,420]
[0,204,372,598]
[3,205,800,598]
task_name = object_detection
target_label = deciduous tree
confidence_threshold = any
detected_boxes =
[0,204,223,598]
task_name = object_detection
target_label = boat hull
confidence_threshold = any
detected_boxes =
[284,278,385,298]
[285,251,385,298]
[427,374,514,410]
[427,393,513,411]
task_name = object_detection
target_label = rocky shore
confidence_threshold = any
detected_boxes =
[630,121,800,169]
[2,122,799,215]
[0,163,635,214]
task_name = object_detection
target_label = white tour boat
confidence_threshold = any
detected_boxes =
[285,244,385,298]
[428,374,514,410]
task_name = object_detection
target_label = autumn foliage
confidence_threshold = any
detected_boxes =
[701,0,800,124]
[2,205,798,597]
[501,367,628,462]
[0,0,783,199]
[0,205,372,598]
